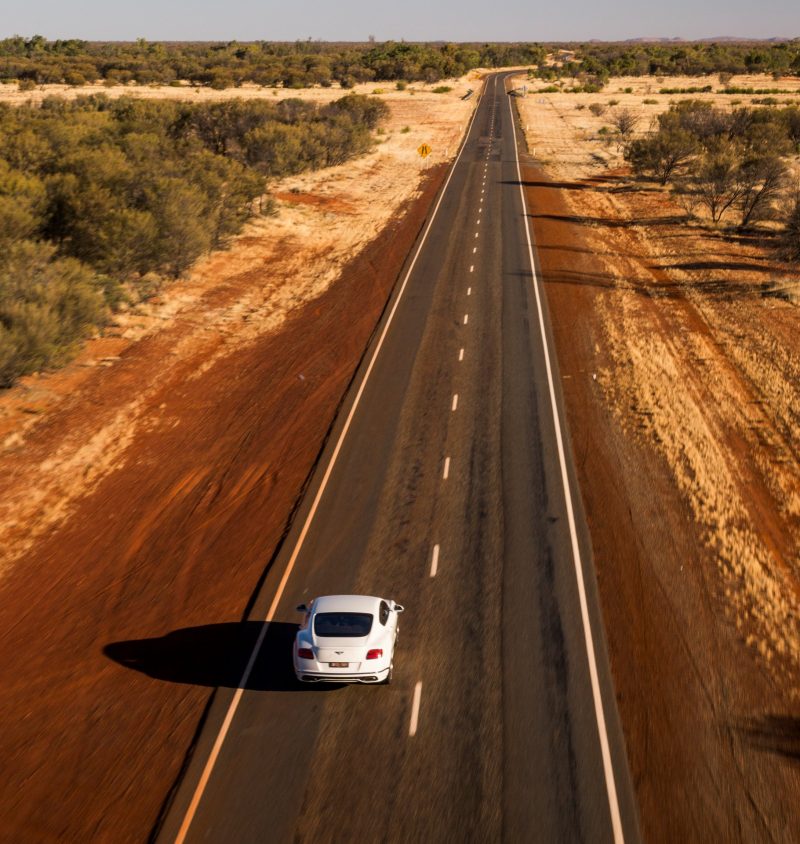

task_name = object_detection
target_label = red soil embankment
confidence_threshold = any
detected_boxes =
[0,166,447,842]
[524,159,800,842]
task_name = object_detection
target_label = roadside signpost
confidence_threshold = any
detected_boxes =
[417,143,432,158]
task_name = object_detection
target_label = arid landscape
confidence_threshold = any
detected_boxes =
[0,77,474,839]
[0,38,799,842]
[517,74,800,839]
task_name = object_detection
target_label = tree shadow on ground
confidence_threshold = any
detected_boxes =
[526,211,689,229]
[735,715,800,765]
[104,621,335,692]
[652,260,781,274]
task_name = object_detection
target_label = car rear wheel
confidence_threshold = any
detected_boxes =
[381,665,393,685]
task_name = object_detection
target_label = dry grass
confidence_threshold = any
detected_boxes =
[517,76,800,682]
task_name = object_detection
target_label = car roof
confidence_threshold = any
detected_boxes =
[312,594,382,614]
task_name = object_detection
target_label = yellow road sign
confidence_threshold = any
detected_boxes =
[417,143,432,158]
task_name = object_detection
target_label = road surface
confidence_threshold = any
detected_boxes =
[155,72,640,844]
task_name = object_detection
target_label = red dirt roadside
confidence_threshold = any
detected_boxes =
[0,166,447,842]
[522,157,800,842]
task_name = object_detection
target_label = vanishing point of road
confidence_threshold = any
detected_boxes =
[156,72,641,844]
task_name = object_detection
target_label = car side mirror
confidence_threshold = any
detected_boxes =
[394,604,405,613]
[296,603,308,612]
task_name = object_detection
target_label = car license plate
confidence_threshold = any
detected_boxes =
[329,662,349,668]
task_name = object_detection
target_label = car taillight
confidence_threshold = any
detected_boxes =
[298,648,314,660]
[366,649,383,660]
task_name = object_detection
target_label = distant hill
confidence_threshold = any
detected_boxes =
[619,36,789,43]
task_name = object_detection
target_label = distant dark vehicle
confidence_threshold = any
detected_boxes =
[461,89,474,100]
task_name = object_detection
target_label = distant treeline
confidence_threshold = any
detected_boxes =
[535,41,800,85]
[0,93,388,387]
[0,37,547,88]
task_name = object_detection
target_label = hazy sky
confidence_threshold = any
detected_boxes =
[3,0,798,42]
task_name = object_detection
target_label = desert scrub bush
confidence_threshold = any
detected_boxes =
[575,103,586,110]
[395,80,407,90]
[0,92,390,387]
[589,102,606,116]
[17,78,36,92]
[432,85,452,94]
[659,86,712,95]
[611,107,640,147]
[643,98,658,104]
[607,99,619,106]
[0,241,107,387]
[401,125,411,132]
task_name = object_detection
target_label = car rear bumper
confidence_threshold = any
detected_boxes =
[295,667,390,684]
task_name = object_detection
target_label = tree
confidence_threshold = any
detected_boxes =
[735,155,787,228]
[677,140,745,224]
[625,127,697,185]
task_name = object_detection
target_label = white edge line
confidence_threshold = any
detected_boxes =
[443,456,450,479]
[507,83,625,844]
[172,77,487,844]
[409,681,423,736]
[430,544,440,577]
[451,393,459,411]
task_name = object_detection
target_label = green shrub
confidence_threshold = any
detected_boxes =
[0,241,106,386]
[432,85,452,94]
[0,92,390,387]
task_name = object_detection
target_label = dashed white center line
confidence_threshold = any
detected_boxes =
[409,681,423,736]
[443,457,451,479]
[458,347,464,361]
[452,394,459,411]
[430,544,440,577]
[475,232,479,238]
[477,219,481,224]
[467,287,471,296]
[472,246,477,253]
[463,313,469,325]
[470,265,474,272]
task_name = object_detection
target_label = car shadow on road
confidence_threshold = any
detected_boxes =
[104,621,339,692]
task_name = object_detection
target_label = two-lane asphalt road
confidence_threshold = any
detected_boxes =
[156,73,640,843]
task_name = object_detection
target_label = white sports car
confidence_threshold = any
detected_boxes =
[293,594,404,684]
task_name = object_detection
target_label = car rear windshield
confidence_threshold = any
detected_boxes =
[314,612,373,638]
